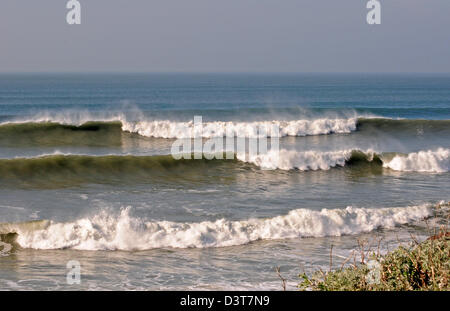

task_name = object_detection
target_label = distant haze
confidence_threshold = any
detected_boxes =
[1,0,449,73]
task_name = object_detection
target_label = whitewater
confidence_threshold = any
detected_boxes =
[239,148,450,172]
[2,115,359,138]
[4,202,445,250]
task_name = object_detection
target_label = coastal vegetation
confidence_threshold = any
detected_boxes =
[298,206,449,291]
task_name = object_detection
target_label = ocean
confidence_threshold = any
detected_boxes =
[0,73,449,290]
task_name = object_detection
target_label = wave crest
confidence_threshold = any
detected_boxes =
[239,148,450,172]
[238,149,378,171]
[383,148,450,173]
[2,117,450,142]
[10,204,438,250]
[0,149,447,188]
[121,118,358,138]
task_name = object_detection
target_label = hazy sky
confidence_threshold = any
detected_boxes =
[1,0,449,73]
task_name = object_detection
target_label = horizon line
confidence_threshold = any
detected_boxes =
[1,71,450,75]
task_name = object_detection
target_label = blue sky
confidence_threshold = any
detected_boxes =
[1,0,449,73]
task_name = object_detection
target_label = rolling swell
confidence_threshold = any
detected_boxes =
[0,121,124,147]
[0,118,449,147]
[0,148,447,188]
[0,154,243,188]
[356,118,450,134]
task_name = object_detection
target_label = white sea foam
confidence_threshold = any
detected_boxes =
[3,111,122,126]
[13,203,437,251]
[121,118,358,138]
[237,149,360,170]
[383,148,450,173]
[238,148,450,172]
[1,111,359,139]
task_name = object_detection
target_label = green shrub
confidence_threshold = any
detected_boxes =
[299,233,449,291]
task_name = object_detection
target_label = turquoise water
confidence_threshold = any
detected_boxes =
[0,73,449,290]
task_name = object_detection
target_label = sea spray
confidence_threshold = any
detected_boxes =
[12,203,435,250]
[382,148,450,173]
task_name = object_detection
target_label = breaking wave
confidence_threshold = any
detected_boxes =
[1,203,443,250]
[240,148,450,172]
[0,148,447,187]
[382,148,450,173]
[0,117,358,141]
[120,118,358,138]
[238,149,379,171]
[1,117,449,145]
